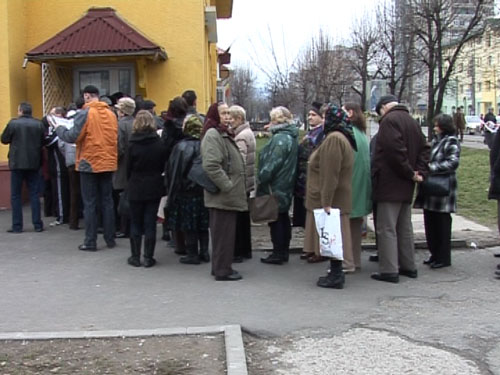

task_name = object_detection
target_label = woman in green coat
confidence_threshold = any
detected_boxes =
[258,106,299,265]
[343,103,372,272]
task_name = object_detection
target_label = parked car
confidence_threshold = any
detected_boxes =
[465,115,482,135]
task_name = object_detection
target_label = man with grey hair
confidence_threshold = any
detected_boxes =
[113,97,136,238]
[371,95,429,283]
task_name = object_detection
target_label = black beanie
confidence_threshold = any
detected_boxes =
[310,101,323,116]
[375,95,398,115]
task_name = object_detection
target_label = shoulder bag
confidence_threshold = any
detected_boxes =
[421,173,450,197]
[249,186,279,223]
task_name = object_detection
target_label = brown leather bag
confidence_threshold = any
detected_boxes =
[249,186,279,223]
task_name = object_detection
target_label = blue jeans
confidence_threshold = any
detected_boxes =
[129,199,160,240]
[10,169,43,231]
[79,172,115,246]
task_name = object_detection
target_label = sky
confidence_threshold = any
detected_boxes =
[216,0,378,82]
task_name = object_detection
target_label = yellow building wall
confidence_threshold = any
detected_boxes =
[0,0,223,162]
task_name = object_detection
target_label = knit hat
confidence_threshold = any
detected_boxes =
[375,95,398,115]
[115,97,136,116]
[310,101,323,116]
[183,114,203,139]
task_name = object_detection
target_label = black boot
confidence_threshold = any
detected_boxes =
[173,230,187,255]
[128,236,141,267]
[143,236,157,268]
[180,232,201,265]
[199,230,210,263]
[317,260,345,289]
[261,252,284,265]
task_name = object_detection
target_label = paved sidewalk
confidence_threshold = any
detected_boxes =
[1,207,499,374]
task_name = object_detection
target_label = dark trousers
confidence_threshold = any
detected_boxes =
[80,172,115,246]
[269,212,291,257]
[113,188,130,235]
[209,208,237,277]
[423,209,452,265]
[10,169,43,231]
[234,210,252,258]
[67,165,81,229]
[129,199,160,239]
[50,168,70,223]
[292,196,306,227]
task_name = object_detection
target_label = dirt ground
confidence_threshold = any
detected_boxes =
[0,335,225,375]
[244,334,294,375]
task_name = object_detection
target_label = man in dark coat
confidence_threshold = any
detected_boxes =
[453,106,466,142]
[1,102,45,233]
[371,95,429,283]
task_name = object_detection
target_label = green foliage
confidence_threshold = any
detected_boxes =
[456,147,496,227]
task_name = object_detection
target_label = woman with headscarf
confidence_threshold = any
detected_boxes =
[201,102,247,281]
[162,97,188,255]
[166,115,210,264]
[343,102,372,273]
[305,104,356,289]
[258,106,299,265]
[296,102,327,262]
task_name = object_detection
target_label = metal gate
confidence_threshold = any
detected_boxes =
[41,63,73,115]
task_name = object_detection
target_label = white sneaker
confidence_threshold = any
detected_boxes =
[49,220,62,227]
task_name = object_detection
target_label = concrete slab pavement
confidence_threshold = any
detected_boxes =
[1,207,500,373]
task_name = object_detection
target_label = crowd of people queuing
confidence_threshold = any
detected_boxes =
[3,86,500,284]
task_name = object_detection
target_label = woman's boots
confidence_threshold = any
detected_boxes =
[128,236,142,267]
[317,259,345,289]
[143,236,157,267]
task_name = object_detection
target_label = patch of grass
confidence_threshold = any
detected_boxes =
[457,146,497,227]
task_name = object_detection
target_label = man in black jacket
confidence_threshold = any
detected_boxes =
[1,102,45,233]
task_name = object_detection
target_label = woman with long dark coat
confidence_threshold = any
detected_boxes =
[126,110,167,267]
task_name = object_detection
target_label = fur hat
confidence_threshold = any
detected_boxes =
[115,97,136,116]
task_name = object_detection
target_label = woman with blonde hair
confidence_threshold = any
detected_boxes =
[258,106,299,265]
[126,110,167,267]
[229,105,256,262]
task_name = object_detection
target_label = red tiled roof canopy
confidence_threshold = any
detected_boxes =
[25,8,167,62]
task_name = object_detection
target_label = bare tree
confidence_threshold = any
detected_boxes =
[375,0,419,101]
[350,15,379,111]
[408,0,489,138]
[230,65,256,110]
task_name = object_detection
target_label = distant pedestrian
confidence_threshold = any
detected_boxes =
[201,102,247,281]
[453,107,466,142]
[182,90,206,123]
[229,105,256,262]
[1,102,45,233]
[343,102,372,273]
[259,106,299,266]
[53,85,118,251]
[126,110,167,267]
[307,104,355,289]
[371,95,429,283]
[414,114,460,269]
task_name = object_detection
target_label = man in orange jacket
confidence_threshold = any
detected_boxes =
[53,85,118,251]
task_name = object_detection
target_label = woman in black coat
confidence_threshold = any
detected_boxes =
[414,114,460,269]
[126,110,167,267]
[166,115,209,265]
[489,128,500,279]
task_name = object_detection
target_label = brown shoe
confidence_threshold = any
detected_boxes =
[300,252,314,260]
[307,255,328,263]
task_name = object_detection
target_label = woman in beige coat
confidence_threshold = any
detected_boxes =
[230,105,256,261]
[305,104,355,289]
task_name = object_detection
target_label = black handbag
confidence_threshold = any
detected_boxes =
[187,155,220,194]
[421,174,450,197]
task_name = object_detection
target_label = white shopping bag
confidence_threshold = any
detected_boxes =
[313,208,343,260]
